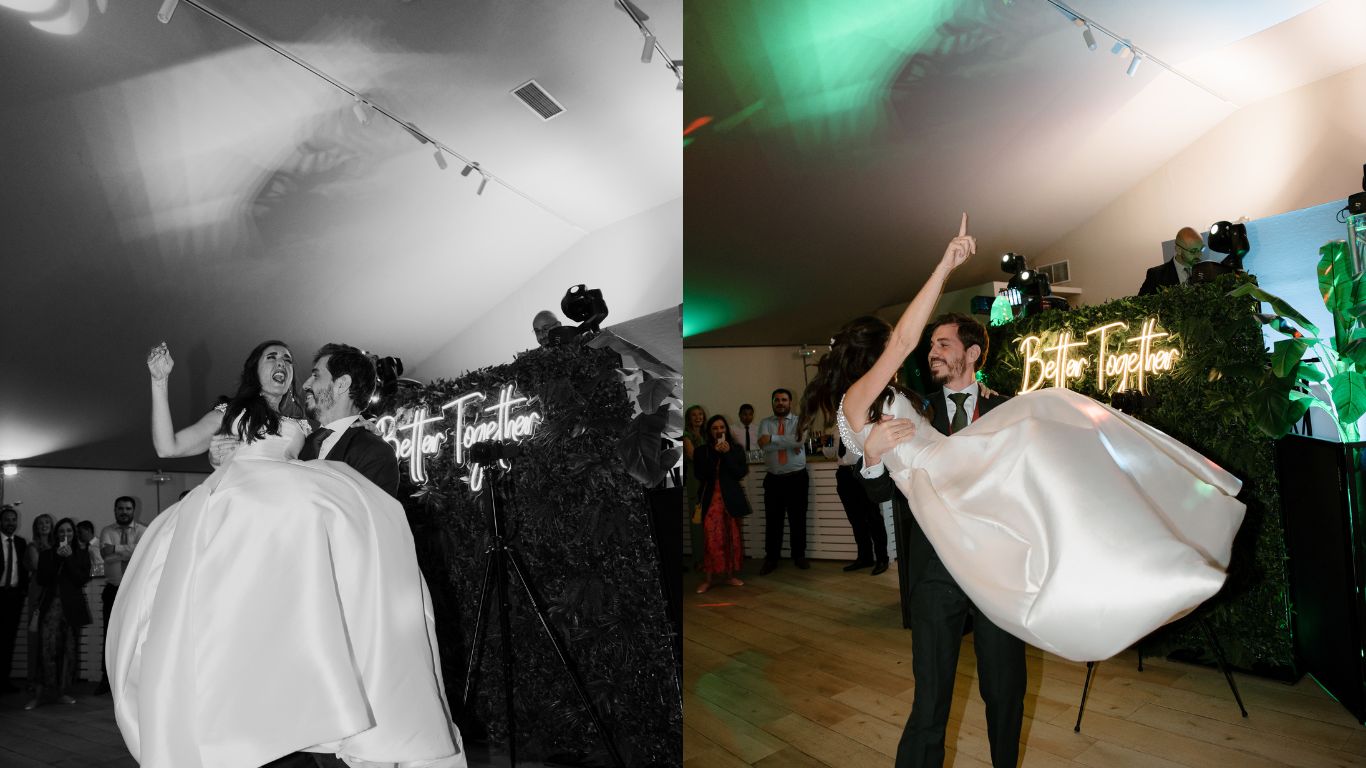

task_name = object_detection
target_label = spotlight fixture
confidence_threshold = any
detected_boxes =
[1126,53,1142,77]
[433,149,448,170]
[1000,252,1027,275]
[1082,24,1097,51]
[2,464,16,477]
[1114,43,1134,60]
[562,284,610,329]
[477,175,489,196]
[1208,220,1250,270]
[641,34,656,64]
[461,161,479,177]
[157,0,179,23]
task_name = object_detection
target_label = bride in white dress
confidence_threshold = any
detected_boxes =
[813,215,1245,662]
[109,340,465,768]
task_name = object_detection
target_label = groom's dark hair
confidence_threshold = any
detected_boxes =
[928,313,989,371]
[314,343,377,411]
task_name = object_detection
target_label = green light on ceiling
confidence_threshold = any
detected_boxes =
[700,0,968,147]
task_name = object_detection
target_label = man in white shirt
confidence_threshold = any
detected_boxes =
[729,404,761,457]
[95,496,146,695]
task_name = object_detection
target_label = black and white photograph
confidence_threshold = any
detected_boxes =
[0,1,681,767]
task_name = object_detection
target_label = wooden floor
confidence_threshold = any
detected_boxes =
[0,680,537,768]
[684,559,1366,768]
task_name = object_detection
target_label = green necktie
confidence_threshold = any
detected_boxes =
[948,392,970,434]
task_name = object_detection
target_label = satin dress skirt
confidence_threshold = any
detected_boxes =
[108,455,465,768]
[878,388,1245,662]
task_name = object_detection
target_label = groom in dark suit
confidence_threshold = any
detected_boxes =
[298,343,399,497]
[860,312,1026,768]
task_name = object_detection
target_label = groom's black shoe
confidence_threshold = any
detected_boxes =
[794,557,810,570]
[759,559,778,575]
[871,559,889,576]
[843,560,874,572]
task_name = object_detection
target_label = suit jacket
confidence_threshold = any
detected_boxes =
[860,388,1010,587]
[324,425,401,498]
[1138,259,1180,296]
[37,545,92,627]
[0,535,28,593]
[694,443,751,518]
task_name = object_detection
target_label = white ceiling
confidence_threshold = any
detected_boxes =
[682,0,1364,346]
[0,0,681,470]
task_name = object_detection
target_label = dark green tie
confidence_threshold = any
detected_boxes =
[948,392,970,434]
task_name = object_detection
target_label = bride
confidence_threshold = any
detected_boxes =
[108,340,465,768]
[807,214,1246,663]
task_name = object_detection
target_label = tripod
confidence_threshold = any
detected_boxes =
[1073,617,1247,732]
[462,454,626,768]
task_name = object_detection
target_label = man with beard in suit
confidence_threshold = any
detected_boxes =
[860,312,1026,768]
[1138,226,1205,295]
[296,344,399,497]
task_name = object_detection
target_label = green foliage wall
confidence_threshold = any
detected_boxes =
[393,344,680,766]
[982,276,1294,676]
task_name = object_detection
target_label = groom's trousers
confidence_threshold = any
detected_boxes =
[896,558,1026,768]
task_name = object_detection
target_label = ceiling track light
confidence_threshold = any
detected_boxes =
[477,175,489,196]
[147,0,582,230]
[351,97,371,125]
[1081,24,1096,51]
[1127,53,1142,77]
[641,34,656,64]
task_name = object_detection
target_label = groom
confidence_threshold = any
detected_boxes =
[860,312,1026,768]
[297,343,399,497]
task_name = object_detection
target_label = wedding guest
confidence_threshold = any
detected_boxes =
[694,415,747,594]
[533,310,563,348]
[24,514,54,695]
[683,405,708,569]
[76,520,102,576]
[729,404,761,454]
[26,517,91,709]
[0,506,27,692]
[95,497,145,695]
[758,388,808,574]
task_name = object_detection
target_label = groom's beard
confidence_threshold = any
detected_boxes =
[304,388,333,419]
[930,356,966,385]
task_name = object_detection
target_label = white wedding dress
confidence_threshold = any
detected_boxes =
[108,416,466,768]
[838,387,1245,662]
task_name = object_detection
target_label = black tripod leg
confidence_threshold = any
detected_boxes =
[1199,619,1248,717]
[505,551,627,768]
[1074,661,1097,733]
[495,547,519,767]
[463,547,497,710]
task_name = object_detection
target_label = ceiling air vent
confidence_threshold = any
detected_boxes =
[511,79,565,121]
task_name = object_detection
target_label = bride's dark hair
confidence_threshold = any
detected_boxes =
[800,315,924,433]
[218,340,303,443]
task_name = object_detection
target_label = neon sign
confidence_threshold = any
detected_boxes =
[377,384,542,491]
[1018,318,1180,394]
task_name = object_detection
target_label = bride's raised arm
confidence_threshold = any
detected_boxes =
[148,342,221,458]
[843,213,975,431]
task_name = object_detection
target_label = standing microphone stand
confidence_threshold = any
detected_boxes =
[461,443,625,768]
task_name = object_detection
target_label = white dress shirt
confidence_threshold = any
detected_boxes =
[317,415,362,459]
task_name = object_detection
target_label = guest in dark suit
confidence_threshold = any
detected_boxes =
[1138,226,1205,295]
[299,343,400,497]
[860,312,1025,768]
[0,506,28,693]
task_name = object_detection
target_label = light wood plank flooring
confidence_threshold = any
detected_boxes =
[684,559,1366,767]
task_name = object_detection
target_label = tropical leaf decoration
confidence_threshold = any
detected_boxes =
[1231,240,1366,441]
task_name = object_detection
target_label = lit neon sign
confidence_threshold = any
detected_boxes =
[1018,318,1180,394]
[377,384,542,491]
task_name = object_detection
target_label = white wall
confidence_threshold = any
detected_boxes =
[1039,62,1366,304]
[413,196,682,377]
[0,467,209,530]
[683,346,811,427]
